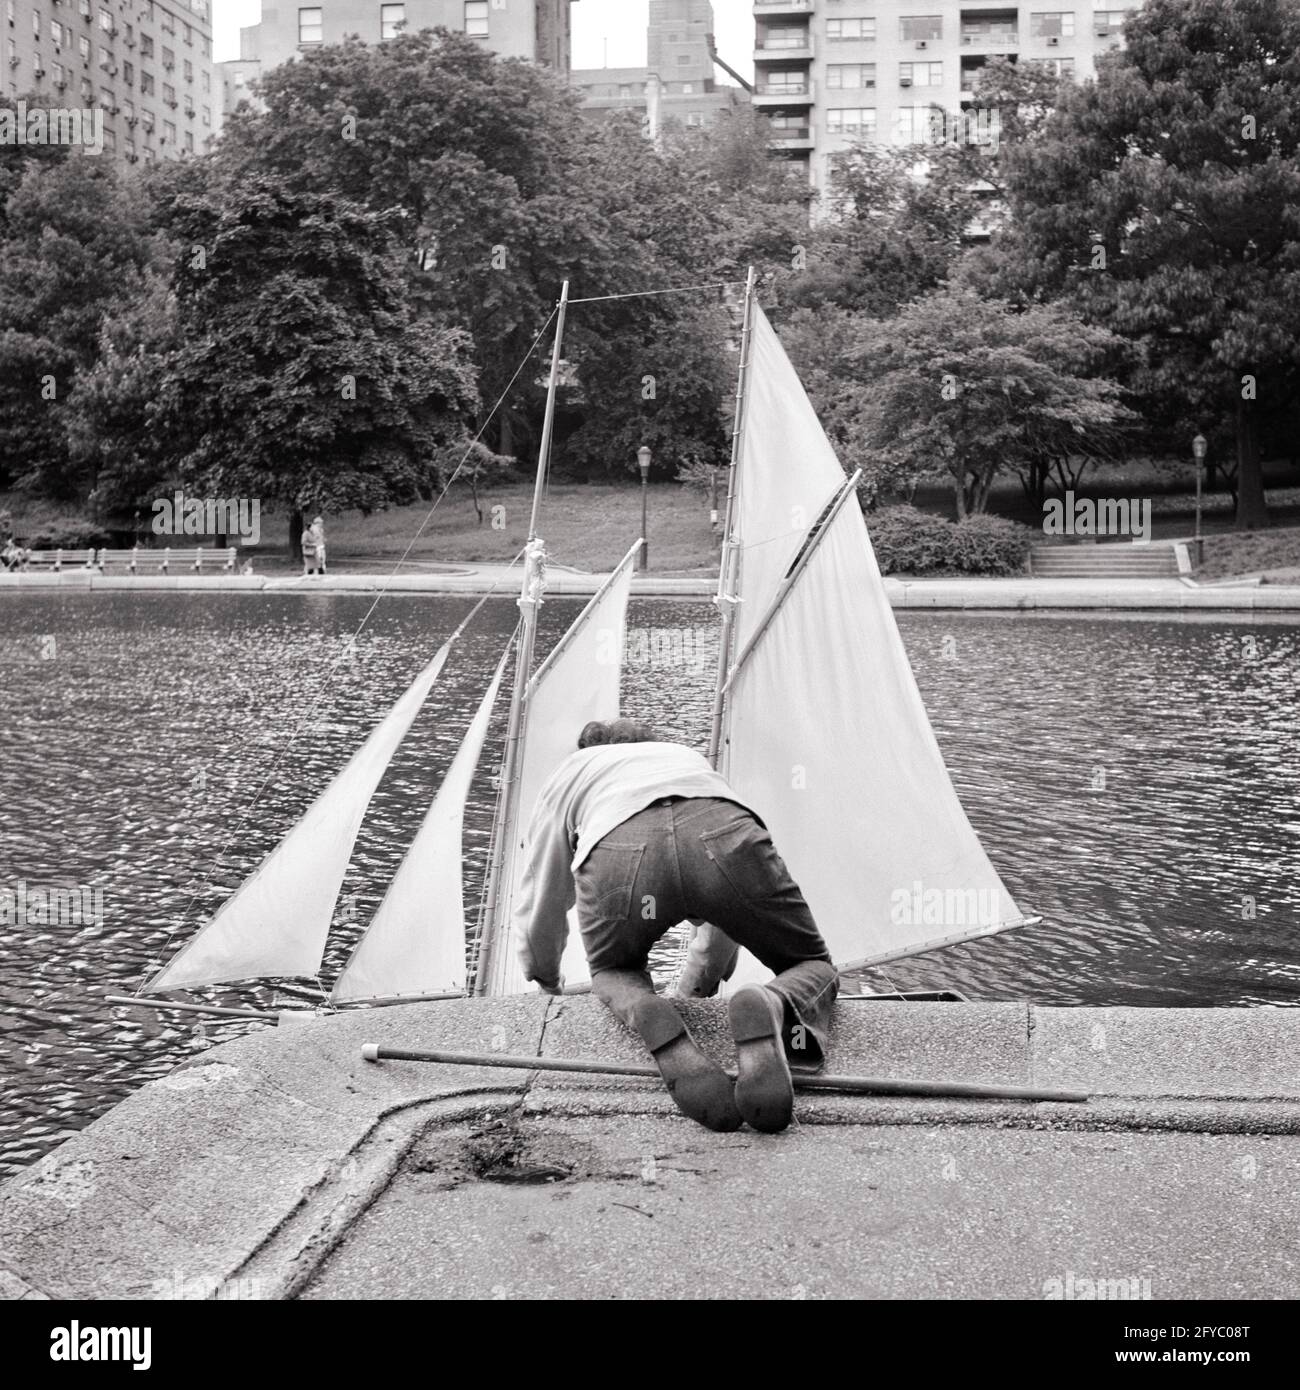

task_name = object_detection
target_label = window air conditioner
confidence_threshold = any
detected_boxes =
[900,76,912,86]
[915,40,928,50]
[1047,36,1060,46]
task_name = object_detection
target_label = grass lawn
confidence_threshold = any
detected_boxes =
[262,480,723,576]
[1196,526,1300,584]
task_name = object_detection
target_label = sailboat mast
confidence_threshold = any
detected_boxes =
[707,264,758,770]
[475,280,571,996]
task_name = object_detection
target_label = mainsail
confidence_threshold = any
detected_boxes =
[477,542,640,996]
[715,304,1029,984]
[144,639,460,993]
[330,649,510,1003]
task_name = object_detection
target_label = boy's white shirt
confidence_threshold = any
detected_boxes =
[512,741,758,987]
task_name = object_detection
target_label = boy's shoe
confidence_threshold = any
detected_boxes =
[630,995,742,1133]
[728,986,795,1133]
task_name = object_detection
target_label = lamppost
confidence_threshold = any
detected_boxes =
[1192,432,1207,567]
[637,445,652,570]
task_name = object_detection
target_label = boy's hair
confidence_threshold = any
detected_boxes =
[577,718,658,750]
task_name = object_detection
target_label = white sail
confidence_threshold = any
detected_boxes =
[731,306,850,656]
[145,641,458,993]
[482,541,640,996]
[719,305,1028,983]
[331,650,509,1004]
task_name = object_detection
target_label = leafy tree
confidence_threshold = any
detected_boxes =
[0,159,158,495]
[990,0,1300,528]
[157,175,480,551]
[829,290,1136,516]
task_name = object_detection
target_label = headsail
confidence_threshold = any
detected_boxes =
[478,540,641,996]
[717,304,1029,983]
[331,648,510,1003]
[144,640,458,993]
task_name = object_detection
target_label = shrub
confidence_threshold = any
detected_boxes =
[24,519,113,550]
[865,504,1032,577]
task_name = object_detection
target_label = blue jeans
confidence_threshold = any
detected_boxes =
[574,797,839,1064]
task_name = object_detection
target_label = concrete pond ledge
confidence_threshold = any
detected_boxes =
[1,998,1298,1300]
[4,570,1300,609]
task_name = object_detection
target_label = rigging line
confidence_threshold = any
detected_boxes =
[568,281,744,305]
[132,555,530,996]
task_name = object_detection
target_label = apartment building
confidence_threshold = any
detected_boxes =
[572,0,741,133]
[232,0,576,88]
[3,0,221,164]
[754,1,1143,192]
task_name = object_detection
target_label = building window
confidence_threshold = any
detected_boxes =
[894,106,944,145]
[140,71,154,94]
[761,68,807,95]
[761,25,808,50]
[162,46,175,69]
[1032,12,1076,38]
[202,71,210,91]
[828,107,877,137]
[827,64,876,90]
[163,82,175,103]
[122,59,133,83]
[827,18,875,42]
[79,0,91,16]
[142,108,154,129]
[1034,56,1077,76]
[676,53,691,64]
[464,1,488,38]
[98,9,113,34]
[380,4,404,39]
[680,82,693,93]
[99,84,112,106]
[201,104,210,125]
[51,20,63,46]
[184,130,193,152]
[183,22,192,46]
[298,8,323,44]
[160,13,174,36]
[686,112,704,127]
[899,61,943,88]
[52,61,65,86]
[81,76,93,99]
[79,36,91,61]
[122,98,133,118]
[141,35,154,58]
[1093,9,1130,36]
[32,11,40,37]
[962,17,1019,44]
[183,58,192,81]
[163,119,176,142]
[899,15,943,42]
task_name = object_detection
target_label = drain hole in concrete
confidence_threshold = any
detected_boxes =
[410,1122,596,1188]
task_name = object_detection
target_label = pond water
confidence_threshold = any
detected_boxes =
[0,592,1296,1174]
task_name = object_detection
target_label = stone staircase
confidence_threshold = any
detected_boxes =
[1028,541,1188,579]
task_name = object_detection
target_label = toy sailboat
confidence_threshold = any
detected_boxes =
[127,270,1032,1020]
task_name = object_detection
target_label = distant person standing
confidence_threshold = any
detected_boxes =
[302,516,326,577]
[310,516,327,576]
